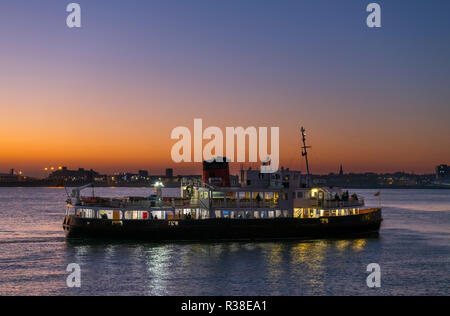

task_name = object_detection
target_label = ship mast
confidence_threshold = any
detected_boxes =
[300,127,312,187]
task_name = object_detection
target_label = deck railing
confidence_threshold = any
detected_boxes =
[211,199,279,209]
[311,198,365,208]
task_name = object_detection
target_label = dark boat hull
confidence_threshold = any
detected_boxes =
[63,208,382,241]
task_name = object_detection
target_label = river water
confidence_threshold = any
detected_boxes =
[0,188,448,296]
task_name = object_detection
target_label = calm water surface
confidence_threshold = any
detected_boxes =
[0,188,449,296]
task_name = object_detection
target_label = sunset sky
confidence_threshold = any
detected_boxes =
[1,0,450,177]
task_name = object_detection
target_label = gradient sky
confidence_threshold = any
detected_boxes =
[1,0,449,177]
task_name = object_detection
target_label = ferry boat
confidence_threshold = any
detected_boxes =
[63,129,382,241]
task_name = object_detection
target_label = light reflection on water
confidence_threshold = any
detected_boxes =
[0,187,449,296]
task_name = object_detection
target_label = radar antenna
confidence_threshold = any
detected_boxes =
[301,127,312,187]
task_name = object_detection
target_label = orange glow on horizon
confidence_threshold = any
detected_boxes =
[1,116,448,177]
[1,62,449,177]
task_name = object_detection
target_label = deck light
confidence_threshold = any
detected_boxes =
[154,181,164,187]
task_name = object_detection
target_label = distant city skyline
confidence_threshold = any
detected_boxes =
[1,0,450,176]
[0,161,446,179]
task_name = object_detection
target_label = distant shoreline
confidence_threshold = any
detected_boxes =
[0,184,449,190]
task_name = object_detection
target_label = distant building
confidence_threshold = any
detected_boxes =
[0,169,19,182]
[166,168,173,178]
[312,171,438,188]
[339,164,344,176]
[138,170,149,178]
[436,164,449,179]
[49,167,101,183]
[112,172,150,183]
